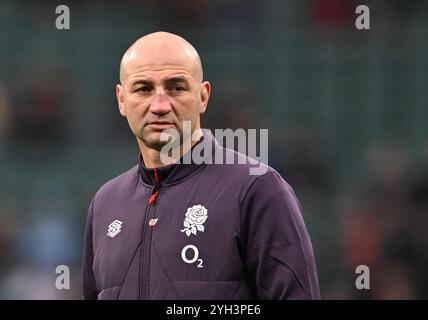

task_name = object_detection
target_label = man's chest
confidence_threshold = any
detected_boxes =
[92,185,243,287]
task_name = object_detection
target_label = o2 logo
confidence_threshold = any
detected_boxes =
[181,245,204,268]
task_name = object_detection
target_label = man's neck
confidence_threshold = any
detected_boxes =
[139,129,203,168]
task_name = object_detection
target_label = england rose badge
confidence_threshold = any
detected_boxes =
[180,204,208,237]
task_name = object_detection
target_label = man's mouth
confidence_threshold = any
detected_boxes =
[147,121,174,129]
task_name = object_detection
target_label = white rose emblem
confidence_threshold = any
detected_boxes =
[180,204,208,237]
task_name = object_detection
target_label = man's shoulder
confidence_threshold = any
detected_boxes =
[208,148,300,213]
[212,146,278,180]
[93,164,140,201]
[208,146,290,197]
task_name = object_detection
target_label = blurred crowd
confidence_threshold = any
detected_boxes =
[0,0,427,299]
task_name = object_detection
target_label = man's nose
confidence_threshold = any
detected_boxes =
[149,88,171,115]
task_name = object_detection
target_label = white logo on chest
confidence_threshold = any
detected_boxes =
[107,219,123,238]
[180,205,208,237]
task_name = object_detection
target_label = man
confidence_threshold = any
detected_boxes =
[82,31,320,300]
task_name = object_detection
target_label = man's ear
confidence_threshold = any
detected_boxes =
[116,84,127,117]
[199,81,211,114]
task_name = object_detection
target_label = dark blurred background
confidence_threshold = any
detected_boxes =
[1,0,427,299]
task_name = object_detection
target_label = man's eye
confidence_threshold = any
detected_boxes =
[173,86,184,92]
[167,84,185,92]
[136,86,151,92]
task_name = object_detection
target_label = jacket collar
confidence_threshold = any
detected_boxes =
[138,129,219,186]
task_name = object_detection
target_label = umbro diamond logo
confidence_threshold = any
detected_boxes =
[107,219,123,238]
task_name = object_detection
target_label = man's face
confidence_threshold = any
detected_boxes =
[116,43,210,150]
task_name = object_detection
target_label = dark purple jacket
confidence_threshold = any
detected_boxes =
[82,130,320,299]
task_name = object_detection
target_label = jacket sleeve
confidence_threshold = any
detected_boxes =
[82,197,98,300]
[239,171,320,300]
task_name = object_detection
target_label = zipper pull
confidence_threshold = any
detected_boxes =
[148,168,160,205]
[148,190,159,205]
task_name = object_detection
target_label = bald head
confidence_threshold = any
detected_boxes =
[119,32,203,84]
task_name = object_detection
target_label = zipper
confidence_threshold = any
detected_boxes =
[140,168,160,300]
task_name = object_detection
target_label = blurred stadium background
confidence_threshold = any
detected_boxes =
[0,0,427,299]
